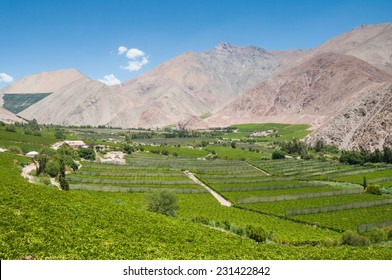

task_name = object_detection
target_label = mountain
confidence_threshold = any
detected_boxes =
[1,23,392,149]
[0,69,85,94]
[13,44,300,128]
[18,77,131,127]
[209,52,392,128]
[293,23,392,74]
[308,81,392,150]
[112,43,302,128]
[0,107,24,124]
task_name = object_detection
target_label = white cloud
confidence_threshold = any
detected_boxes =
[118,46,128,55]
[0,72,14,83]
[117,45,149,72]
[99,74,121,86]
[125,48,145,59]
[121,56,149,72]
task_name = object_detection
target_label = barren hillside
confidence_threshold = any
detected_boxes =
[208,53,392,128]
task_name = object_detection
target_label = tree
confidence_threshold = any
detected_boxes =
[36,154,50,176]
[146,190,179,217]
[363,176,367,190]
[54,130,65,139]
[59,158,69,191]
[272,149,286,160]
[78,147,96,160]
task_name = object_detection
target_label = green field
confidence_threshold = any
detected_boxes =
[1,123,392,260]
[226,123,311,140]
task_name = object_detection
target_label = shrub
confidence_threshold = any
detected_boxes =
[5,125,16,132]
[45,161,60,177]
[365,184,382,195]
[146,190,179,217]
[161,149,169,156]
[54,130,65,139]
[341,231,370,246]
[366,228,388,243]
[272,149,286,160]
[40,177,51,186]
[383,226,392,239]
[8,145,22,154]
[78,147,96,160]
[245,225,267,243]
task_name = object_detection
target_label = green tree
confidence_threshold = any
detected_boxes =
[272,149,286,160]
[146,190,179,217]
[54,130,65,139]
[78,147,96,160]
[36,154,50,176]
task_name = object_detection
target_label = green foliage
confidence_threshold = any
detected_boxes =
[365,184,382,195]
[272,149,286,160]
[363,176,367,189]
[36,154,50,176]
[146,190,179,217]
[245,225,267,243]
[8,145,22,154]
[78,147,96,160]
[5,124,17,132]
[365,228,388,243]
[54,130,65,139]
[280,139,308,157]
[45,160,60,177]
[383,225,392,239]
[122,144,135,154]
[341,231,370,246]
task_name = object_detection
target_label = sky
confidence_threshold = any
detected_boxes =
[0,0,391,86]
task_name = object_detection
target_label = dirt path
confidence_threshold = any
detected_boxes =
[21,162,61,190]
[184,170,232,207]
[21,163,37,184]
[245,161,271,176]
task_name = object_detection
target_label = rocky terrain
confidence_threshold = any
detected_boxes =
[308,82,392,150]
[1,23,391,149]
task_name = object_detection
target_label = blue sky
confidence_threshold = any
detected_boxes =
[0,0,391,86]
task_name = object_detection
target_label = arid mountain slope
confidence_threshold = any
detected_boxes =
[18,78,130,127]
[114,43,301,127]
[0,107,24,124]
[308,82,392,150]
[295,23,392,74]
[1,69,85,94]
[209,53,392,128]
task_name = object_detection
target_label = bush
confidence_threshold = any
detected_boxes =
[54,130,65,139]
[383,226,392,239]
[40,177,51,186]
[341,231,370,246]
[366,228,388,243]
[245,225,267,243]
[78,147,96,160]
[365,184,382,195]
[272,149,286,160]
[146,190,179,217]
[161,149,169,156]
[5,125,16,132]
[8,145,22,154]
[45,161,60,177]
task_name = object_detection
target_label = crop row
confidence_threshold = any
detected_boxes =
[237,188,363,204]
[240,193,389,217]
[69,184,206,193]
[286,198,392,216]
[293,204,392,232]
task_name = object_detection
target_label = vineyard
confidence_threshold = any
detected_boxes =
[72,153,392,236]
[1,123,392,259]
